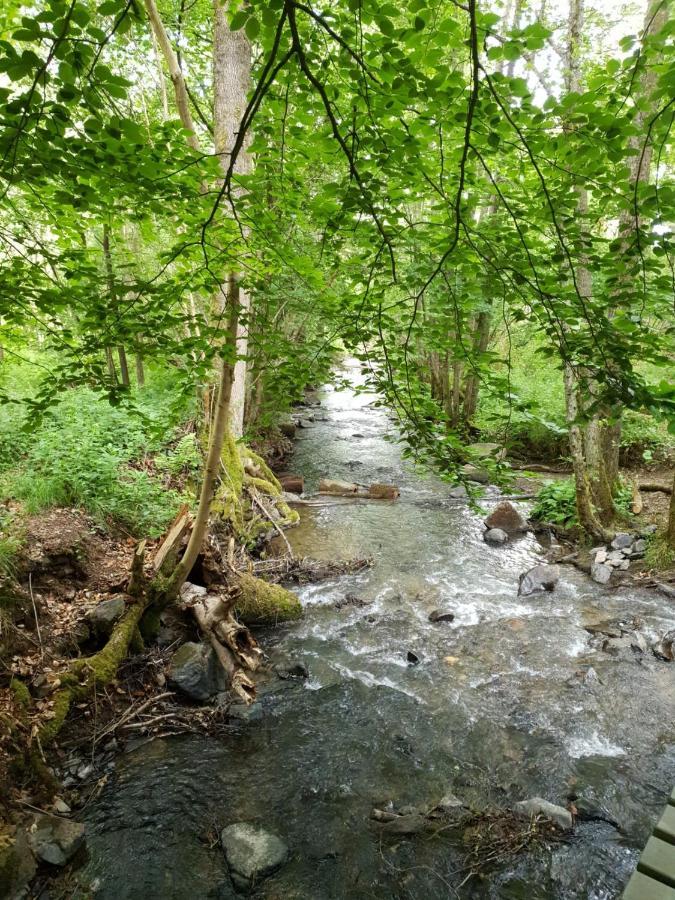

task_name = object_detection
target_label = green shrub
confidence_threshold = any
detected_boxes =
[0,370,194,537]
[531,477,632,528]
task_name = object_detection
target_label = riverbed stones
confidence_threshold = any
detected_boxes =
[221,823,288,889]
[484,501,528,535]
[653,629,675,661]
[86,596,126,638]
[602,632,647,655]
[429,610,455,623]
[484,527,508,545]
[610,532,633,550]
[167,641,228,701]
[28,815,85,866]
[517,564,559,596]
[591,562,612,585]
[0,829,36,897]
[513,798,573,830]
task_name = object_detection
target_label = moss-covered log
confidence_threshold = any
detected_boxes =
[38,596,149,747]
[234,572,302,626]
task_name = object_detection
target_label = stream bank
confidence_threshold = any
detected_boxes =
[4,361,674,899]
[57,361,674,899]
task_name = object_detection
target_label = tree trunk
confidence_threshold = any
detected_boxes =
[102,223,130,388]
[142,0,201,152]
[668,470,675,551]
[105,346,118,383]
[462,309,491,424]
[563,0,617,529]
[135,352,145,388]
[213,0,252,440]
[166,275,241,598]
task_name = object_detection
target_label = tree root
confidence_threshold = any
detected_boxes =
[233,572,302,626]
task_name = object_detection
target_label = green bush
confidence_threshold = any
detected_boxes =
[531,477,632,528]
[0,366,195,537]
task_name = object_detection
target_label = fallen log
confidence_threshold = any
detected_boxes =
[638,482,673,494]
[318,478,369,497]
[318,478,400,500]
[279,474,304,494]
[368,483,400,500]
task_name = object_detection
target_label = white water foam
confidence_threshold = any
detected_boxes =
[567,731,626,758]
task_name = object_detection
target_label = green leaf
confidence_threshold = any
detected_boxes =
[230,10,249,31]
[244,15,259,39]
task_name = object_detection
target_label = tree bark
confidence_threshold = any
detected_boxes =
[668,470,675,550]
[135,352,145,387]
[462,309,491,424]
[213,1,252,439]
[166,275,241,598]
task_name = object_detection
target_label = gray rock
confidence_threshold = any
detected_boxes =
[603,631,647,655]
[448,485,468,499]
[461,464,490,484]
[221,824,288,888]
[86,597,126,638]
[167,642,228,701]
[617,559,630,570]
[484,527,508,545]
[274,660,309,680]
[518,564,560,596]
[591,563,612,585]
[632,538,647,554]
[594,549,607,564]
[484,501,528,535]
[610,532,633,550]
[28,815,85,866]
[513,798,573,830]
[653,629,675,661]
[467,442,505,460]
[607,549,627,564]
[428,609,455,623]
[0,829,36,897]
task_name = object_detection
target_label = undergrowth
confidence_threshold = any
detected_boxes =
[0,361,196,537]
[531,478,632,528]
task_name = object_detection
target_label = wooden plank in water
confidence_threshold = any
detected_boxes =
[623,871,675,900]
[638,836,675,888]
[656,806,675,845]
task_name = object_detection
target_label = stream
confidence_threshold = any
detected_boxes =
[82,361,675,899]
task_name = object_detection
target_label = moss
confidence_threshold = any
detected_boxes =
[235,572,302,626]
[39,597,148,747]
[245,475,281,497]
[9,679,31,709]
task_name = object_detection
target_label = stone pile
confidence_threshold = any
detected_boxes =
[590,531,650,584]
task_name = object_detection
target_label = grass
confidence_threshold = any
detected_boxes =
[474,333,673,463]
[0,356,197,537]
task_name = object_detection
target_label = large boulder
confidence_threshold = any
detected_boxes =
[484,502,528,535]
[86,596,126,639]
[514,798,573,830]
[28,815,85,866]
[221,823,288,889]
[518,564,559,597]
[167,642,229,702]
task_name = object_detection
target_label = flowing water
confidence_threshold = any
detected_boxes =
[82,362,675,899]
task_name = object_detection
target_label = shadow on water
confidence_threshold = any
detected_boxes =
[81,362,675,899]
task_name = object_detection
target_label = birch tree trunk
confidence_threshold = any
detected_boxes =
[213,1,252,439]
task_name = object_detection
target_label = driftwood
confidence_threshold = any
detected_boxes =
[318,478,399,500]
[279,474,304,494]
[180,582,260,704]
[153,504,190,573]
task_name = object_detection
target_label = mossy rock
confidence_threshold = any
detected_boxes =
[235,573,302,626]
